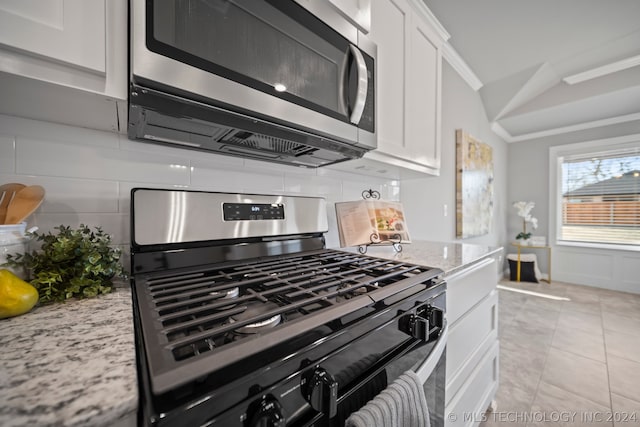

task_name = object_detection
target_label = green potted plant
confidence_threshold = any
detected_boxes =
[3,224,126,303]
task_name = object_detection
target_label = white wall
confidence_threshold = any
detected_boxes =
[0,114,400,272]
[401,61,509,248]
[507,120,640,294]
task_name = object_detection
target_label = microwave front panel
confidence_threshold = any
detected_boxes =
[132,0,375,149]
[151,1,348,117]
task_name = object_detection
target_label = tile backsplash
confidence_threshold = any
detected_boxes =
[0,114,400,266]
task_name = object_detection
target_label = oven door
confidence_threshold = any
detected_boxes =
[298,287,447,427]
[335,307,447,427]
[131,0,376,148]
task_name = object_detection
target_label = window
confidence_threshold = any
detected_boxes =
[553,140,640,248]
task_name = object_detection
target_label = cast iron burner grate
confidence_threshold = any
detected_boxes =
[134,249,440,393]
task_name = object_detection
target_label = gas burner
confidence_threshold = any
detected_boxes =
[230,302,282,334]
[210,287,239,299]
[209,287,240,308]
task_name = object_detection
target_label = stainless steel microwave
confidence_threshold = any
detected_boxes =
[129,0,377,168]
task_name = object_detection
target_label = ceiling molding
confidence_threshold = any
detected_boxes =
[442,43,483,91]
[562,54,640,85]
[501,112,640,143]
[490,122,514,142]
[410,0,450,43]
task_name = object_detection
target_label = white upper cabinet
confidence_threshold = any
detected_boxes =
[405,14,441,170]
[332,0,447,178]
[0,0,127,132]
[368,0,408,159]
[327,0,371,33]
[0,0,105,74]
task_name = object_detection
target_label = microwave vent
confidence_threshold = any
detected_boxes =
[223,132,316,156]
[128,84,368,168]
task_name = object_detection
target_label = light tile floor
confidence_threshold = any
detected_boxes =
[480,280,640,427]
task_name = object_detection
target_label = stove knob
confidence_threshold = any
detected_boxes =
[303,367,338,418]
[248,395,285,427]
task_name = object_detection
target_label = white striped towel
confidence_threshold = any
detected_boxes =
[345,370,430,427]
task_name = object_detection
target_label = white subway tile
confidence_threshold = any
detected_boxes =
[119,138,245,167]
[316,167,364,181]
[341,175,400,202]
[284,175,342,198]
[0,174,118,213]
[190,154,245,172]
[40,178,119,213]
[16,137,190,185]
[380,183,401,201]
[191,159,284,194]
[0,135,15,173]
[29,212,130,246]
[244,158,317,176]
[342,180,377,201]
[0,114,119,150]
[317,168,400,200]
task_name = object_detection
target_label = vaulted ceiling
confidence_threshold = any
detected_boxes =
[423,0,640,142]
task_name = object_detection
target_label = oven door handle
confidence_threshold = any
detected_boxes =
[414,320,448,384]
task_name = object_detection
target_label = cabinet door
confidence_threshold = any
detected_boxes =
[405,14,441,170]
[327,0,371,33]
[0,0,126,133]
[445,342,499,427]
[368,0,442,176]
[369,0,409,160]
[0,0,105,73]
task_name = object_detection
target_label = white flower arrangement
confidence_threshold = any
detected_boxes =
[513,201,538,241]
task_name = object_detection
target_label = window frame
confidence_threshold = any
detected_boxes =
[549,134,640,252]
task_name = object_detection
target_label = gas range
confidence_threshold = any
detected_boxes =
[130,189,446,426]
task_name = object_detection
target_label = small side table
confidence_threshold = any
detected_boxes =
[510,243,552,283]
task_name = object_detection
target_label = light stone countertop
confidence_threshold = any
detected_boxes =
[0,284,137,427]
[337,240,503,276]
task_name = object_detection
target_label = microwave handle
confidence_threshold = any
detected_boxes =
[348,44,368,125]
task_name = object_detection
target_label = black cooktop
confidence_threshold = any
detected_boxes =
[133,248,442,394]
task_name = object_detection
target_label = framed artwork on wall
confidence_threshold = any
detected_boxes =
[456,129,494,238]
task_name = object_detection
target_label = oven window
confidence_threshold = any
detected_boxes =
[149,0,351,119]
[424,348,446,427]
[384,339,446,426]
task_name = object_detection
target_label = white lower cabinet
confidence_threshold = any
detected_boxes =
[446,342,499,427]
[445,257,500,427]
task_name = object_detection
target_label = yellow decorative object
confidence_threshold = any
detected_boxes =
[0,268,39,319]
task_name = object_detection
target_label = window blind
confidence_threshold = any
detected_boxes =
[560,146,640,246]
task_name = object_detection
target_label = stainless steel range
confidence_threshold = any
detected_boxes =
[130,188,446,426]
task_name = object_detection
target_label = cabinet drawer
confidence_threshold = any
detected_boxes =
[445,341,499,427]
[446,290,498,402]
[447,257,497,324]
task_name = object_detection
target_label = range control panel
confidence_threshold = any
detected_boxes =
[223,203,285,221]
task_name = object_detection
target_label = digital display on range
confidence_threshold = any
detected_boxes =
[223,203,285,221]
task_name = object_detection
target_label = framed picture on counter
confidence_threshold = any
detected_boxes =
[335,200,411,248]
